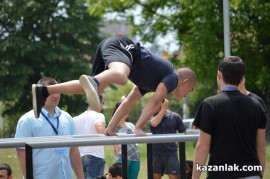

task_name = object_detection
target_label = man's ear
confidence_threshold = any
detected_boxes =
[182,79,189,85]
[239,76,244,85]
[217,71,222,80]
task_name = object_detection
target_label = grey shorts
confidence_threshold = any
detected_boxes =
[153,154,179,175]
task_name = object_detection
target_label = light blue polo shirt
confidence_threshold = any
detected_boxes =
[15,107,77,179]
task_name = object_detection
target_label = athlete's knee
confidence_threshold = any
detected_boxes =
[116,73,128,85]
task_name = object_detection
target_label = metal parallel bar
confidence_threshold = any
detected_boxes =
[179,142,186,179]
[121,145,128,179]
[25,144,33,179]
[26,135,199,149]
[147,143,153,179]
[0,133,151,147]
[0,134,198,179]
[0,141,25,148]
[0,134,199,149]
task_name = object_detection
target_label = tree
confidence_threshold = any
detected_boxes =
[0,0,102,136]
[88,0,270,140]
[88,0,270,111]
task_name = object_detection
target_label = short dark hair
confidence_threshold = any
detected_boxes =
[218,56,245,85]
[109,162,122,177]
[38,77,58,86]
[0,163,12,176]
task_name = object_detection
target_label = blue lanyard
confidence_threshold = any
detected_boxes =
[41,111,59,135]
[221,86,238,92]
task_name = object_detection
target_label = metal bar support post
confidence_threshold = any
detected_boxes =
[179,142,186,179]
[147,143,153,179]
[121,144,128,179]
[25,144,33,179]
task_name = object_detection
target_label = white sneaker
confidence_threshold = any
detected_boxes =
[79,75,100,111]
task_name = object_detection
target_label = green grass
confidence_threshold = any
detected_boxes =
[1,143,270,179]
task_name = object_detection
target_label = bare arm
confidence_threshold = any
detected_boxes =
[192,130,211,179]
[135,82,167,136]
[17,149,26,178]
[256,128,266,177]
[105,86,142,135]
[149,99,169,127]
[114,144,121,153]
[95,121,106,134]
[70,147,84,179]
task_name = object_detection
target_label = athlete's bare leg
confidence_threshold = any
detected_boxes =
[47,80,84,95]
[94,62,131,94]
[45,62,130,95]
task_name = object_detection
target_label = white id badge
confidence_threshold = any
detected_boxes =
[55,148,67,153]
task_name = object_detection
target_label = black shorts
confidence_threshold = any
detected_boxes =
[153,154,180,175]
[91,36,136,76]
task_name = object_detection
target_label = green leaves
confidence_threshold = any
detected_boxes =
[86,0,270,118]
[0,0,102,135]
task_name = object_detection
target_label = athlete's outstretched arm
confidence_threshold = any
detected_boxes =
[105,86,142,135]
[135,82,167,136]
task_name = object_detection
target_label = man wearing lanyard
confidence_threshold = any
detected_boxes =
[15,77,84,179]
[192,56,266,179]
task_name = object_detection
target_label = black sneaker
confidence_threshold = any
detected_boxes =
[32,84,46,118]
[79,75,100,111]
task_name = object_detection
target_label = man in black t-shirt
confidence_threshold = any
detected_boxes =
[32,36,196,136]
[192,56,266,179]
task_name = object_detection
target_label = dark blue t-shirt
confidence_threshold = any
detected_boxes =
[129,44,178,95]
[148,110,186,155]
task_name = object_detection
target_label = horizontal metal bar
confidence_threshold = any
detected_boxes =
[0,134,199,149]
[0,133,152,148]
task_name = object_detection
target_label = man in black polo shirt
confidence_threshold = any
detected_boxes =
[192,56,266,179]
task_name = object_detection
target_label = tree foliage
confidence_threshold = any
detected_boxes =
[88,0,270,117]
[0,0,102,136]
[88,0,270,142]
